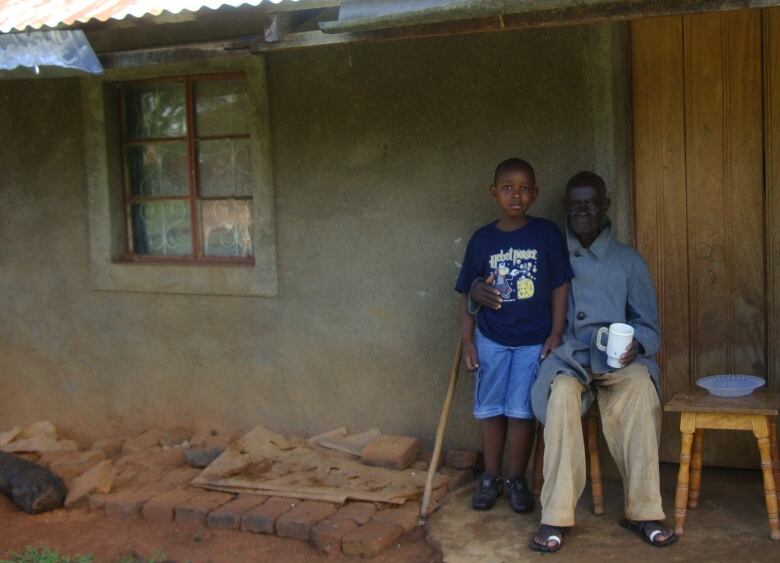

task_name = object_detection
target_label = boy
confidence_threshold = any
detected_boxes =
[455,158,571,513]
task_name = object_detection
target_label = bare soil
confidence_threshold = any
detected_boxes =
[0,494,441,563]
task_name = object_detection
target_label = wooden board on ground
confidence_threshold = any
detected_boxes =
[192,425,448,505]
[315,428,382,456]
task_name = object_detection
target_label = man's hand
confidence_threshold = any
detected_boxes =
[470,274,502,310]
[541,332,562,360]
[462,340,480,371]
[620,338,640,367]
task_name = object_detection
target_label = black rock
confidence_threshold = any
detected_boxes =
[184,447,222,469]
[0,451,67,513]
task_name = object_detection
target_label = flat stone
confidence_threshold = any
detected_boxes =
[372,507,418,533]
[342,521,404,557]
[439,466,475,491]
[174,491,234,526]
[334,502,377,525]
[121,430,163,455]
[91,438,124,457]
[207,495,267,530]
[88,493,109,510]
[38,450,75,467]
[184,447,222,469]
[276,501,339,541]
[2,435,77,454]
[361,436,420,470]
[65,460,117,507]
[19,421,56,440]
[311,517,359,557]
[241,497,300,534]
[50,450,106,486]
[444,449,480,470]
[0,426,21,447]
[142,488,197,522]
[159,427,191,448]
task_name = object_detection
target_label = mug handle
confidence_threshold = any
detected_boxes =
[596,327,609,351]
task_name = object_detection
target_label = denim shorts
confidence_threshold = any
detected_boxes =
[473,329,542,420]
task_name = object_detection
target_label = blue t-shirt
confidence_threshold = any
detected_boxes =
[455,217,574,346]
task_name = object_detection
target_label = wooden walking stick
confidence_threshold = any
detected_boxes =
[420,335,463,520]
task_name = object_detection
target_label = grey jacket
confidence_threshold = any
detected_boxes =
[530,220,661,424]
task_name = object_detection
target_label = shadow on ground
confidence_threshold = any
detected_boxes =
[428,463,776,562]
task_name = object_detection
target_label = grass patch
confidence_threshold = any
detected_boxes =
[0,546,95,563]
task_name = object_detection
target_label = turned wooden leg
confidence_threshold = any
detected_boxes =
[753,416,780,541]
[688,429,704,509]
[674,412,695,536]
[532,423,544,497]
[770,419,780,502]
[586,411,604,515]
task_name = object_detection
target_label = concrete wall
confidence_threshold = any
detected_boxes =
[0,23,631,449]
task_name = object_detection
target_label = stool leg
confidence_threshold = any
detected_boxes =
[674,413,695,536]
[770,419,780,502]
[586,412,604,515]
[753,416,780,541]
[688,429,704,508]
[532,423,544,497]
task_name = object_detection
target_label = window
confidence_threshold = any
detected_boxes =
[119,73,254,263]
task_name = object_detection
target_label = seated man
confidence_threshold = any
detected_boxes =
[471,171,676,552]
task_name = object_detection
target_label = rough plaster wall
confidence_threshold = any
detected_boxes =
[0,24,630,450]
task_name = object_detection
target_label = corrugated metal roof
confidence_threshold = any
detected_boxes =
[0,0,298,34]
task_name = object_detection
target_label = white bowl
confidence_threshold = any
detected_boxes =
[696,374,765,397]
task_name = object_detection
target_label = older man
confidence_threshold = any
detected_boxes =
[471,171,676,552]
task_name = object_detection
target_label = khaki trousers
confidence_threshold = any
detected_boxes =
[540,363,665,526]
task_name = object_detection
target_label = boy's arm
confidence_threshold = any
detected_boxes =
[459,293,479,371]
[540,282,568,359]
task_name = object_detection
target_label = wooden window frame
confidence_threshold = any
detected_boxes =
[118,72,255,266]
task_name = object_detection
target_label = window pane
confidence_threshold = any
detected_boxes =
[198,139,252,197]
[125,83,186,139]
[201,199,253,258]
[195,79,249,136]
[127,143,189,196]
[130,201,192,256]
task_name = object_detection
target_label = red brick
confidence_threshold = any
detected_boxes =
[175,491,234,526]
[311,517,358,557]
[207,495,267,530]
[241,497,300,534]
[142,488,198,522]
[439,466,475,491]
[276,501,338,541]
[105,486,163,519]
[371,507,418,533]
[122,430,163,454]
[443,449,480,470]
[88,493,109,510]
[334,502,376,525]
[342,522,403,557]
[361,436,420,470]
[162,466,200,487]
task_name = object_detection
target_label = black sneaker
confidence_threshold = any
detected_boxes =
[505,476,534,513]
[472,472,503,510]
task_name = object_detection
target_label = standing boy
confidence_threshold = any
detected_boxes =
[455,158,572,513]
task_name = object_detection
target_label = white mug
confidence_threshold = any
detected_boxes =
[596,323,635,369]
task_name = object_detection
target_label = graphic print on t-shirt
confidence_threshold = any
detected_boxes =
[489,248,538,302]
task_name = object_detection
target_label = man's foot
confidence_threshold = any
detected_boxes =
[619,519,678,547]
[471,472,503,510]
[505,476,534,513]
[530,524,564,552]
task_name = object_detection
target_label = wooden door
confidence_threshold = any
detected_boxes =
[633,9,775,467]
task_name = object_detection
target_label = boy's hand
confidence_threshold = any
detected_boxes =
[540,333,562,360]
[470,274,502,310]
[461,340,480,371]
[620,338,640,367]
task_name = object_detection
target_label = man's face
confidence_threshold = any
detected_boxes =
[565,185,609,238]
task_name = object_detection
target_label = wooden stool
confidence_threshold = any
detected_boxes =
[532,402,604,515]
[665,389,780,540]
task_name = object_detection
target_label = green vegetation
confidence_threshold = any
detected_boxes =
[0,546,95,563]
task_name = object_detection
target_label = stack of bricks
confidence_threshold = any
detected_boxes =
[80,429,480,558]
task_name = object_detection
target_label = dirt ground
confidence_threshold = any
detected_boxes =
[0,494,441,563]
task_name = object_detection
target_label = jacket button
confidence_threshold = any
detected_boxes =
[576,312,586,320]
[574,251,581,257]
